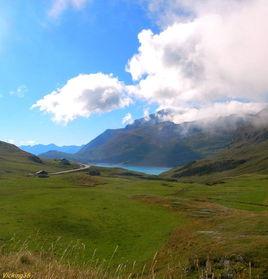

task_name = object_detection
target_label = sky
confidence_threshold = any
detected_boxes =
[0,0,267,146]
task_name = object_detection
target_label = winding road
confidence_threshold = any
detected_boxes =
[50,164,90,175]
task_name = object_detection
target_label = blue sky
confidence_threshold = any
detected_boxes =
[0,0,157,145]
[1,0,267,146]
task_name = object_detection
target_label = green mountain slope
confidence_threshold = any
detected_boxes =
[0,141,76,175]
[163,123,268,181]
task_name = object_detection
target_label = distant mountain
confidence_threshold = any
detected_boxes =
[39,150,75,160]
[20,144,83,156]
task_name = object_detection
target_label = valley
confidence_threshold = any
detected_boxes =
[0,170,267,278]
[0,135,268,278]
[1,110,268,278]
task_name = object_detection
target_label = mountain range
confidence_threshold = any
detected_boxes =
[20,144,83,156]
[36,109,268,167]
[1,108,268,178]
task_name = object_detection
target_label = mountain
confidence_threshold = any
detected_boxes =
[76,122,201,167]
[39,109,268,168]
[39,150,75,160]
[163,112,268,181]
[20,144,83,156]
[74,112,250,167]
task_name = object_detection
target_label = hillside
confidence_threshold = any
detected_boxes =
[163,122,268,181]
[0,141,77,175]
[0,141,44,174]
[39,150,75,160]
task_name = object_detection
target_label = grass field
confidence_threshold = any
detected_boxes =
[0,168,267,278]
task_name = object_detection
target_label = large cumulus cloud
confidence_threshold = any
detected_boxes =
[127,0,268,122]
[33,73,132,124]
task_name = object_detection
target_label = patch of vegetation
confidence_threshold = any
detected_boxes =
[0,241,256,279]
[171,159,247,178]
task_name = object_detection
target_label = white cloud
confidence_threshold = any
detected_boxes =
[9,85,28,98]
[127,0,268,122]
[163,101,267,124]
[33,73,132,124]
[122,113,134,125]
[3,139,16,145]
[19,140,36,146]
[2,139,36,147]
[48,0,89,18]
[143,108,150,121]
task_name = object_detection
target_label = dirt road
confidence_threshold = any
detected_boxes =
[50,164,90,175]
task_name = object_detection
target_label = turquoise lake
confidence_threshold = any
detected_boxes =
[94,163,171,175]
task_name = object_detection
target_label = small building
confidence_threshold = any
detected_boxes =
[35,170,49,178]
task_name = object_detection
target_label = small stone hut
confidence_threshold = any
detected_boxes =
[35,170,49,178]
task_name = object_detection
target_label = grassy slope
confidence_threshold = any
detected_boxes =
[0,141,78,176]
[0,168,267,277]
[162,132,268,183]
[0,173,183,268]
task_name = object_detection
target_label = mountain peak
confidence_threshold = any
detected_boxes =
[126,110,174,129]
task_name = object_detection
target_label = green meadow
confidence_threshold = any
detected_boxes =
[0,168,267,277]
[0,173,182,265]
